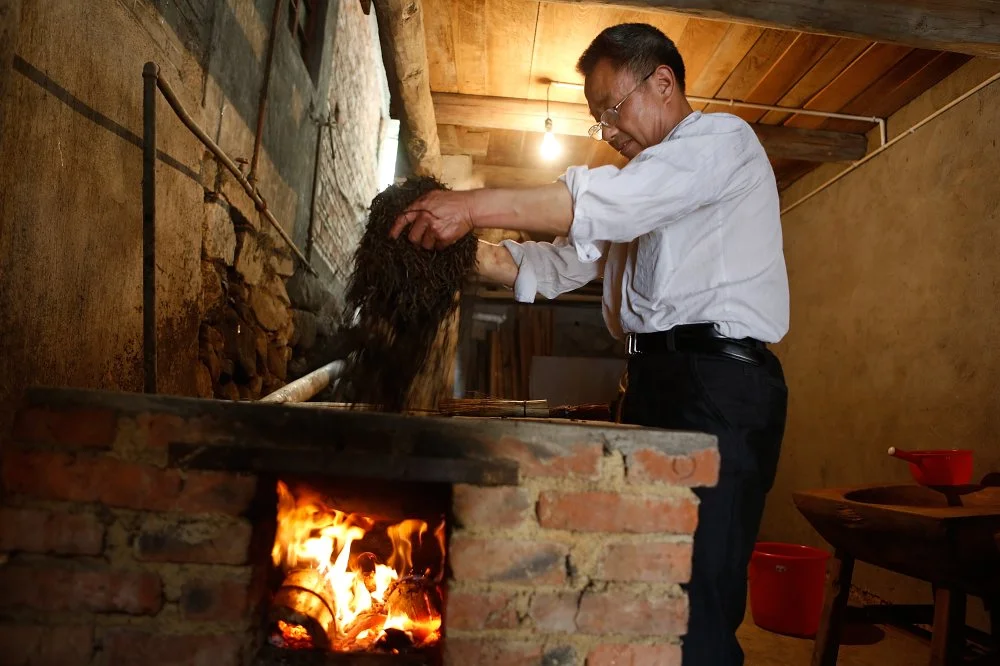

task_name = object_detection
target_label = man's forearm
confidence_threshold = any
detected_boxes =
[468,182,574,237]
[475,240,518,287]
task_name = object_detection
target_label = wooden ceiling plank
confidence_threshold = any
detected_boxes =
[783,43,913,129]
[486,0,539,99]
[687,23,765,99]
[422,0,459,93]
[526,3,610,101]
[674,18,733,92]
[822,50,972,133]
[738,33,839,122]
[474,164,566,188]
[453,0,489,95]
[701,28,799,117]
[538,0,1000,58]
[759,38,872,125]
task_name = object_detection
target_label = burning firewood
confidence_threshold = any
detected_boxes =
[268,568,337,650]
[384,575,441,626]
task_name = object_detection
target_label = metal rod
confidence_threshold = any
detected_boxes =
[781,70,1000,216]
[260,360,345,403]
[153,72,318,276]
[142,62,159,394]
[250,0,286,184]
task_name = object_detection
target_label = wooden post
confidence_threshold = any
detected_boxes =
[930,586,966,666]
[0,0,22,142]
[811,550,854,666]
[372,0,442,178]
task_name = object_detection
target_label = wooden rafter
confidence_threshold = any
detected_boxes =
[432,92,869,163]
[541,0,1000,58]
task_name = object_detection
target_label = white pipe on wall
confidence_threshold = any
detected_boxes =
[780,71,1000,216]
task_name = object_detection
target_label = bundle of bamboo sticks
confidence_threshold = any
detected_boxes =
[437,398,549,417]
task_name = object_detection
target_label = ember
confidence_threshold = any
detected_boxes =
[268,481,446,654]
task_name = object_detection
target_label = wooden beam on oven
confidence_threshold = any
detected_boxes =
[372,0,442,177]
[432,92,869,163]
[540,0,1000,58]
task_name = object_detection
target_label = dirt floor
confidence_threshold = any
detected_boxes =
[740,607,931,666]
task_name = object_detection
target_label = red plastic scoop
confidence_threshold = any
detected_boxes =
[888,446,974,487]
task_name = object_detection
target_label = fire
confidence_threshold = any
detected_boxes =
[269,481,445,653]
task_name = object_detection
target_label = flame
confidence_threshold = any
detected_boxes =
[270,481,444,652]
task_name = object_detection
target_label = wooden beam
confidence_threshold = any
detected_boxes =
[373,0,442,177]
[0,0,21,139]
[433,93,868,163]
[540,0,1000,58]
[473,165,566,189]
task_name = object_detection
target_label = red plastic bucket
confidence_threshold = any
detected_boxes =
[749,542,830,638]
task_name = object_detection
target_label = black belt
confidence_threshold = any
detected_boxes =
[625,324,768,365]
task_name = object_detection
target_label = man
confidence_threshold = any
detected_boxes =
[391,23,789,666]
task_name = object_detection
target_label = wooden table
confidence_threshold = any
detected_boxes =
[793,484,1000,666]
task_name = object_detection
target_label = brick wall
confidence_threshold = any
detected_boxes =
[0,388,718,666]
[310,1,391,299]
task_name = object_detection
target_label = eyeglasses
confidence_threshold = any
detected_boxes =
[588,70,655,141]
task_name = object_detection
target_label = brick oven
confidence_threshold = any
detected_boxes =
[0,387,718,666]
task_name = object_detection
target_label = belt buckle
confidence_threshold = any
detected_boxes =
[626,333,638,356]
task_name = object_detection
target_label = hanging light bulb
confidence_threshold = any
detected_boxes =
[540,117,561,161]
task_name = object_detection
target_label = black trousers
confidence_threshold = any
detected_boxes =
[621,348,788,666]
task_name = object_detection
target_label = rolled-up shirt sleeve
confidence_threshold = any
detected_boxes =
[563,126,758,262]
[500,237,605,303]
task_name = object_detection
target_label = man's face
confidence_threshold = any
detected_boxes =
[584,59,670,160]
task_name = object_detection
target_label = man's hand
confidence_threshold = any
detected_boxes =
[390,190,476,250]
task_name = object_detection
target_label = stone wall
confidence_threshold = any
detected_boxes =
[0,0,394,411]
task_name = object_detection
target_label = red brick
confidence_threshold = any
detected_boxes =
[180,578,251,622]
[625,447,720,487]
[0,624,94,666]
[104,629,243,666]
[444,639,542,666]
[587,644,682,666]
[452,485,533,529]
[135,516,252,565]
[449,536,567,584]
[0,507,105,555]
[530,591,579,633]
[11,406,118,449]
[0,564,162,614]
[538,491,698,534]
[596,541,693,583]
[577,591,687,636]
[1,451,255,514]
[493,437,602,479]
[445,590,519,630]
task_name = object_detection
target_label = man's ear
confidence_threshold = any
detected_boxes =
[653,65,675,101]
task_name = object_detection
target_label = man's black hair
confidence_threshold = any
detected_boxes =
[576,23,686,92]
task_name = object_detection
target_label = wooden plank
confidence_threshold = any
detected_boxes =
[433,93,869,162]
[539,0,1000,58]
[739,33,840,122]
[421,0,458,93]
[822,50,972,133]
[701,28,799,115]
[0,0,20,138]
[674,18,733,91]
[453,0,489,94]
[481,128,527,167]
[687,23,764,97]
[373,0,443,177]
[438,124,491,157]
[784,43,913,130]
[485,0,539,99]
[169,444,521,486]
[759,38,872,125]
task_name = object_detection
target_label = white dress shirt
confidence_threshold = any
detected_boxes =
[501,111,790,344]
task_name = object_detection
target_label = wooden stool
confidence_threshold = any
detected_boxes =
[810,550,973,666]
